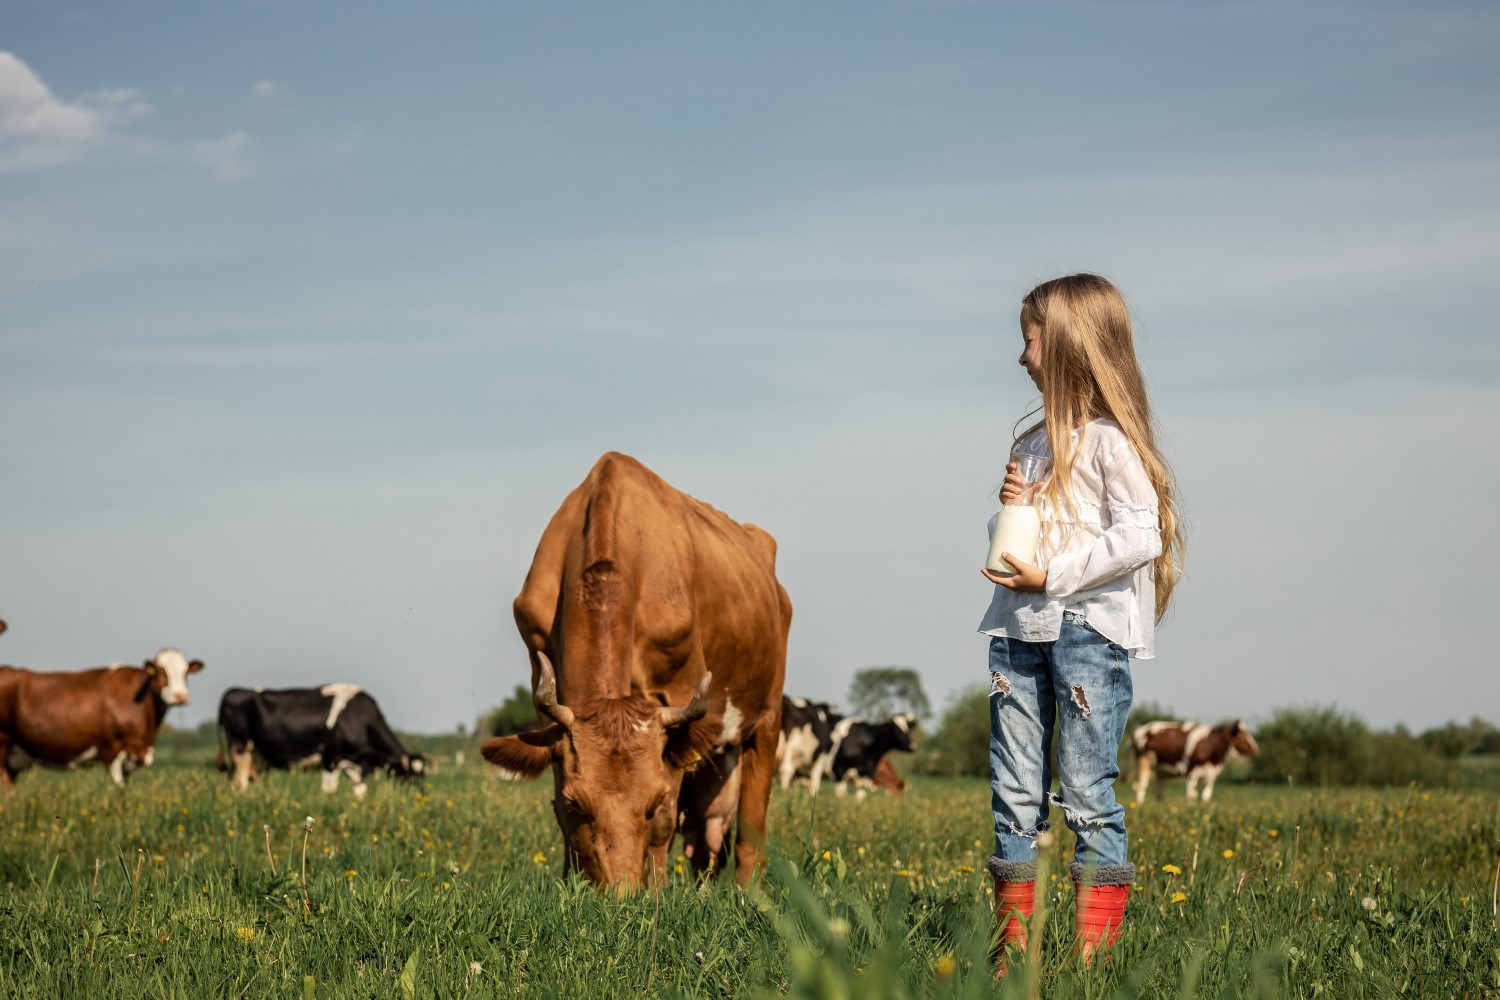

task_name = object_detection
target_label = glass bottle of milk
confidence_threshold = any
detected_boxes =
[984,438,1051,576]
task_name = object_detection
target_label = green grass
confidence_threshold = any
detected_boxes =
[0,762,1496,997]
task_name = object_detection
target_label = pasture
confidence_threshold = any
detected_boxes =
[0,762,1495,998]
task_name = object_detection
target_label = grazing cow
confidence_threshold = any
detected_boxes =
[217,684,426,798]
[0,648,204,787]
[827,714,919,798]
[482,452,792,890]
[1131,720,1260,803]
[776,696,842,795]
[866,754,908,797]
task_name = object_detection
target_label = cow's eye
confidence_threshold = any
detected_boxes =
[558,796,589,819]
[644,792,668,820]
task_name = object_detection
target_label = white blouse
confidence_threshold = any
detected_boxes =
[977,418,1163,659]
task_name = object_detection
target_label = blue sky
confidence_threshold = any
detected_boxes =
[2,0,1497,735]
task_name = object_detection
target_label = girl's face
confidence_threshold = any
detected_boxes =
[1018,323,1043,392]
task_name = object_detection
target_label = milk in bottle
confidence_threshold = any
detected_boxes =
[983,445,1050,576]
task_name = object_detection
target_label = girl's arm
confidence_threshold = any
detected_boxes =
[1042,439,1162,600]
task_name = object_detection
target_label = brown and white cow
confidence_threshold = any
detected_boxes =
[482,452,791,890]
[1131,720,1259,803]
[0,649,204,787]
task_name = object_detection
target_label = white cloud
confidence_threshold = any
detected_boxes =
[252,80,277,98]
[195,130,254,180]
[0,51,156,173]
[0,51,100,141]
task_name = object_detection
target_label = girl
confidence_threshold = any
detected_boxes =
[978,273,1184,969]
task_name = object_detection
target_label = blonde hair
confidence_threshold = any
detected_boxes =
[1016,273,1185,622]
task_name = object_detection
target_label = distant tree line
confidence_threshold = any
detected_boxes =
[914,685,1500,790]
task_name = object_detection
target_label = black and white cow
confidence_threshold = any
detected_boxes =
[1131,720,1260,803]
[827,714,918,798]
[217,684,426,798]
[776,696,842,795]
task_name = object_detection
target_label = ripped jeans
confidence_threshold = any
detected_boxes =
[987,613,1135,886]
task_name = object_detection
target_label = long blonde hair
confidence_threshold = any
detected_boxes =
[1017,273,1185,622]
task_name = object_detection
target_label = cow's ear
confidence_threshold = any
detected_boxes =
[188,660,205,674]
[143,660,158,675]
[665,714,721,773]
[481,726,563,780]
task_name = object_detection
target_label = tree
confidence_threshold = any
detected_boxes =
[922,684,990,777]
[847,666,930,721]
[484,684,538,737]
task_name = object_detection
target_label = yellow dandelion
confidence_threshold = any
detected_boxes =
[344,869,358,879]
[957,865,974,875]
[1170,891,1186,904]
[1269,829,1279,838]
[857,846,866,856]
[934,954,956,979]
[442,881,451,889]
[1133,884,1143,892]
[1222,849,1234,860]
[236,927,256,943]
[1127,801,1137,809]
[531,851,547,864]
[821,850,831,861]
[895,869,914,877]
[152,854,165,862]
[1162,864,1182,875]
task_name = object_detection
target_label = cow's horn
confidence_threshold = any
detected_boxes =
[533,652,575,728]
[660,673,712,728]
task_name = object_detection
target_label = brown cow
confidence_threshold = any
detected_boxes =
[0,649,205,787]
[482,452,791,890]
[1131,720,1259,803]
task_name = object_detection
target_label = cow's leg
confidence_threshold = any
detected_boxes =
[229,744,257,791]
[732,714,781,886]
[680,748,742,877]
[1199,764,1222,802]
[1184,769,1200,801]
[807,754,827,797]
[107,751,129,787]
[1132,755,1152,804]
[0,737,13,789]
[776,747,796,791]
[338,760,368,799]
[320,768,339,793]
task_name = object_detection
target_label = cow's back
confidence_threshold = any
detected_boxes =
[515,452,790,714]
[2,667,114,760]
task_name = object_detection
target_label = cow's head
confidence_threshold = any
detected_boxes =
[481,653,716,891]
[0,618,7,637]
[141,648,204,706]
[1227,720,1260,758]
[889,713,919,752]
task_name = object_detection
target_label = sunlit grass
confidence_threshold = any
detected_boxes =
[0,763,1495,997]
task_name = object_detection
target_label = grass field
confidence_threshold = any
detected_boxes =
[0,761,1496,998]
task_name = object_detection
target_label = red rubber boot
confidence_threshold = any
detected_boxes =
[1073,883,1128,964]
[993,879,1036,979]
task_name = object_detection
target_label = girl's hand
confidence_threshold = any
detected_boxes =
[999,462,1025,505]
[982,556,1047,592]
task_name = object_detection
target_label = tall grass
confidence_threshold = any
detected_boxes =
[0,763,1494,997]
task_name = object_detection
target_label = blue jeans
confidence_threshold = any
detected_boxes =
[986,613,1135,887]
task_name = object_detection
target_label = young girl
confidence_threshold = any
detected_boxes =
[978,273,1184,969]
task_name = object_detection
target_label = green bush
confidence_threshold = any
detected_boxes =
[1249,705,1373,786]
[916,684,989,778]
